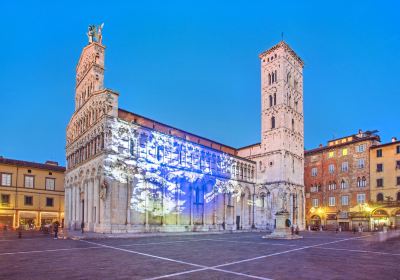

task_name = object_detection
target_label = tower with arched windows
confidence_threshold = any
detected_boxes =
[259,41,305,229]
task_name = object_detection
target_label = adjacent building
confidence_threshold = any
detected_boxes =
[304,130,380,230]
[0,157,65,229]
[369,138,400,228]
[64,26,305,233]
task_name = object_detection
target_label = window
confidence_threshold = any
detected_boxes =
[397,192,400,201]
[357,177,367,188]
[269,95,273,107]
[377,178,384,187]
[310,185,318,192]
[356,144,366,153]
[292,119,294,131]
[340,180,348,189]
[341,162,349,172]
[397,145,400,154]
[328,151,335,158]
[1,194,10,206]
[312,198,319,207]
[357,193,366,204]
[376,163,383,172]
[311,167,318,177]
[376,149,382,157]
[342,148,348,156]
[328,182,336,191]
[397,176,400,186]
[45,178,55,191]
[376,193,384,202]
[361,177,367,187]
[1,173,11,186]
[396,160,400,169]
[46,197,54,207]
[357,158,365,169]
[24,196,33,206]
[341,195,349,206]
[271,116,275,129]
[24,175,34,188]
[328,164,335,174]
[328,196,336,206]
[274,93,277,105]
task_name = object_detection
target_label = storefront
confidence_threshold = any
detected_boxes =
[350,213,369,231]
[325,214,338,230]
[40,212,59,227]
[0,210,15,228]
[18,211,38,230]
[309,215,321,230]
[337,211,350,231]
[395,210,400,228]
[371,209,390,231]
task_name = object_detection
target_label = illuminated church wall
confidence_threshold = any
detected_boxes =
[100,116,257,231]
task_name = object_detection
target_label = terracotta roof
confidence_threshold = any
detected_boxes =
[305,135,380,155]
[370,140,400,149]
[259,41,304,67]
[0,157,66,172]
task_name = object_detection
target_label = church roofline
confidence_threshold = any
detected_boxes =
[118,108,256,164]
[259,41,304,67]
[237,142,261,150]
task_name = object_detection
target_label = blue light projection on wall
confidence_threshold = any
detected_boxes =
[104,118,251,217]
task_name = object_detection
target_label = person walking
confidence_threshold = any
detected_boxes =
[53,221,60,240]
[81,222,84,234]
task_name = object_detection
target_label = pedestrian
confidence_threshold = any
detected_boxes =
[81,221,84,234]
[53,221,59,239]
[353,227,356,234]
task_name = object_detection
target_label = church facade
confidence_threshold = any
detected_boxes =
[64,27,305,233]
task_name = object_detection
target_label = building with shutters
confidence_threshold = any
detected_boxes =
[0,157,65,229]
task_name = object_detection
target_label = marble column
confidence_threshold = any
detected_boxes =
[84,182,88,225]
[289,193,293,224]
[88,179,93,227]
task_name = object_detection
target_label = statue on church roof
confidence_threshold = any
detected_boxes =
[87,23,104,44]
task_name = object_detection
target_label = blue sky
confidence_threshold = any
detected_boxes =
[1,1,399,166]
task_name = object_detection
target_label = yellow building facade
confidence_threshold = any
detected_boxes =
[0,157,65,229]
[369,139,400,228]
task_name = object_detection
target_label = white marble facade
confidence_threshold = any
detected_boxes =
[64,29,305,233]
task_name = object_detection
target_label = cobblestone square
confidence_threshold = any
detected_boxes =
[0,231,399,279]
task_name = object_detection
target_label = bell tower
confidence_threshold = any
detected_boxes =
[75,24,105,111]
[259,41,304,186]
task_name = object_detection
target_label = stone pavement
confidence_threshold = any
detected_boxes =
[0,230,399,279]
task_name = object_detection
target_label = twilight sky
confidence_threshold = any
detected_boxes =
[1,1,399,166]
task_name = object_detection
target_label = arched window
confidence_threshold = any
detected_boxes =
[362,177,367,187]
[271,116,275,129]
[341,180,346,189]
[275,70,277,82]
[377,193,384,202]
[273,93,277,105]
[268,73,271,85]
[292,119,294,131]
[271,72,275,83]
[260,194,265,208]
[269,95,273,107]
[397,192,400,201]
[357,177,361,187]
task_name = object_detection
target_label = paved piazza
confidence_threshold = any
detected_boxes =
[0,231,399,279]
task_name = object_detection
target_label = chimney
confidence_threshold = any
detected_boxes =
[392,137,397,143]
[45,160,59,166]
[319,144,323,148]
